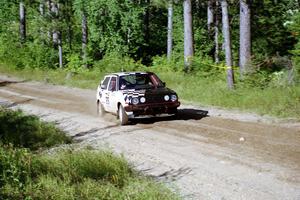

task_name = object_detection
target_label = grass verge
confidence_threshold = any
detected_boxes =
[0,146,178,200]
[0,107,71,150]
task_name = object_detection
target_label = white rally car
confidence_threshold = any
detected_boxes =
[96,72,180,125]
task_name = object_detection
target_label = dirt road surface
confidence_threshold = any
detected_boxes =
[0,75,299,200]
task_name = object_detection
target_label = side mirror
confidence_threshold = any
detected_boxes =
[101,85,106,89]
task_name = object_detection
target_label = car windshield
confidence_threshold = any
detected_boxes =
[119,73,164,90]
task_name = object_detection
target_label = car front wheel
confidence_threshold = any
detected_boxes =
[118,105,129,125]
[97,101,105,116]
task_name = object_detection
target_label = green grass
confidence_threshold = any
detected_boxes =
[0,147,178,200]
[0,107,71,150]
[0,64,299,119]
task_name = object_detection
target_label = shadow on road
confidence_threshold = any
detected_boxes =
[0,80,25,87]
[130,108,209,125]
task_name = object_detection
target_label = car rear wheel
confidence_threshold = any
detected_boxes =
[118,105,129,125]
[97,101,105,116]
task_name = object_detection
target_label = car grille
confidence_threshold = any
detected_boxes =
[145,95,164,103]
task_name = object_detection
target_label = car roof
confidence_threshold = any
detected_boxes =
[107,71,150,77]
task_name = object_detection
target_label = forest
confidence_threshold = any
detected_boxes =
[0,0,299,117]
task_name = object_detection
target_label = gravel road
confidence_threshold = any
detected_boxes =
[0,75,299,200]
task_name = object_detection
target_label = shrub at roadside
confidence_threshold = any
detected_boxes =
[0,107,71,150]
[0,147,178,200]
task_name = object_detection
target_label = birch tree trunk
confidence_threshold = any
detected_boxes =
[46,0,52,42]
[207,0,214,32]
[239,0,251,74]
[58,32,63,68]
[167,0,173,61]
[214,0,220,64]
[51,2,58,46]
[19,1,26,43]
[183,0,194,72]
[82,11,88,68]
[221,0,234,89]
[51,1,63,68]
[39,1,44,15]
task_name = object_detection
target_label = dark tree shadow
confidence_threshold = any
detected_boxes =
[154,167,192,181]
[0,80,26,87]
[130,108,209,125]
[139,166,192,182]
[0,99,33,108]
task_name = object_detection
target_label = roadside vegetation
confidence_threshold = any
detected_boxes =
[0,108,178,199]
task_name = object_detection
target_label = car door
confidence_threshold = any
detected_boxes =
[106,76,118,113]
[99,76,111,111]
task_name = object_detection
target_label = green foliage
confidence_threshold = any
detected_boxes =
[250,0,297,58]
[0,147,178,200]
[93,52,147,72]
[85,0,146,58]
[0,0,298,73]
[0,108,71,150]
[0,145,31,198]
[0,28,58,69]
[288,10,300,82]
[152,54,224,79]
[32,150,133,187]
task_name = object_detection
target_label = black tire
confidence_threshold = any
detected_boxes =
[97,101,105,117]
[118,105,129,125]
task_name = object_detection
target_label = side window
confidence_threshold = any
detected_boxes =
[101,77,110,90]
[108,77,117,91]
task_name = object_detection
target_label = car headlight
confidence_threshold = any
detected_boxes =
[171,94,177,102]
[164,95,170,101]
[131,97,139,105]
[140,97,146,103]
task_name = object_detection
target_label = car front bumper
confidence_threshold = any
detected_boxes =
[124,101,180,116]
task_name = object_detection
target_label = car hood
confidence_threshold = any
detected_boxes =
[122,87,176,98]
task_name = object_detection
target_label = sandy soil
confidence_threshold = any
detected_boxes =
[0,75,299,200]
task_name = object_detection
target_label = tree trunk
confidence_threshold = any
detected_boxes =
[143,0,150,63]
[183,0,194,72]
[51,1,63,68]
[46,0,52,42]
[51,2,59,46]
[39,1,44,15]
[207,0,214,32]
[167,0,173,61]
[19,1,26,43]
[221,0,234,89]
[239,0,251,74]
[58,32,63,68]
[82,11,88,68]
[214,0,220,64]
